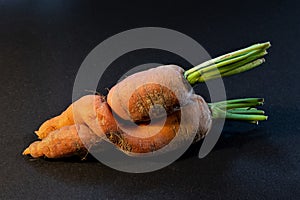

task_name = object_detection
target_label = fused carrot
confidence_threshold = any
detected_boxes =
[107,95,211,154]
[24,94,212,158]
[23,42,270,159]
[108,43,270,123]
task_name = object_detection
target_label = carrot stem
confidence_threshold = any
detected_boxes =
[184,42,271,85]
[208,98,268,124]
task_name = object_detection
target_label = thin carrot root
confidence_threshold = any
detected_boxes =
[35,105,74,139]
[23,124,100,159]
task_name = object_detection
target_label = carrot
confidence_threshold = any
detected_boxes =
[23,94,267,158]
[109,96,267,154]
[23,124,100,159]
[23,95,116,158]
[107,42,271,122]
[107,65,191,122]
[35,95,116,139]
[34,104,74,139]
[108,95,211,154]
[23,42,270,159]
[24,95,211,157]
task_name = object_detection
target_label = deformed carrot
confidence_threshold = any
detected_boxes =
[23,42,270,159]
[107,65,191,122]
[23,95,267,158]
[23,124,100,159]
[23,95,212,157]
[108,95,212,154]
[108,42,270,123]
[24,95,116,158]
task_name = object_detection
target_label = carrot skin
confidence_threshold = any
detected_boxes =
[23,124,99,159]
[107,95,212,154]
[107,65,192,122]
[35,95,116,139]
[35,105,74,139]
[25,94,212,158]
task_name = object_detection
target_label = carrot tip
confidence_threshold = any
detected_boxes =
[22,148,30,155]
[35,131,44,139]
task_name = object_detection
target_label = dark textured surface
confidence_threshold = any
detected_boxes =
[0,0,299,199]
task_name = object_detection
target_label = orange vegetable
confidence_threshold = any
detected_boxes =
[23,42,270,159]
[23,124,99,158]
[24,94,212,158]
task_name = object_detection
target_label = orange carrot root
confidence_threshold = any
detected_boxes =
[24,43,271,159]
[24,95,118,158]
[25,93,212,158]
[107,65,192,122]
[27,65,211,158]
[72,95,118,137]
[107,112,180,153]
[107,95,212,154]
[23,124,99,159]
[35,95,115,139]
[35,105,74,139]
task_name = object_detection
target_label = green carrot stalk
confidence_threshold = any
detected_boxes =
[208,98,268,124]
[182,42,270,123]
[184,42,271,85]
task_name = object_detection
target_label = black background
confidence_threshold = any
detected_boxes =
[1,0,299,199]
